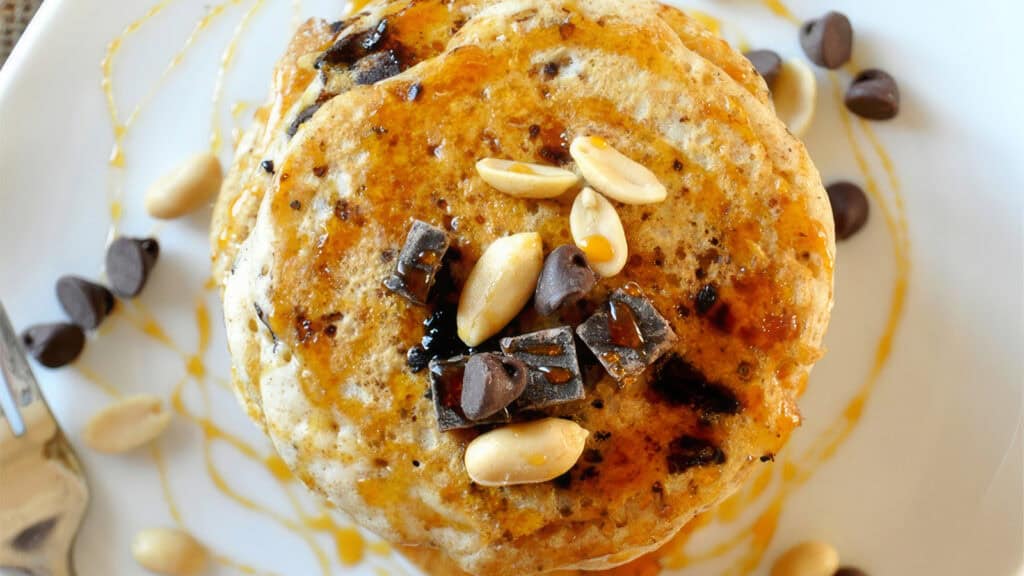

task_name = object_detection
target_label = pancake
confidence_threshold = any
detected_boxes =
[214,0,834,574]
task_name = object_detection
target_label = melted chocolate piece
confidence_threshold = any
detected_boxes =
[383,220,450,305]
[286,102,323,137]
[500,326,586,411]
[576,285,677,380]
[667,435,725,474]
[649,354,740,415]
[352,50,403,85]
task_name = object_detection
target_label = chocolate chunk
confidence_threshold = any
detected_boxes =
[260,159,275,174]
[534,245,597,316]
[428,356,510,431]
[826,181,870,240]
[352,50,402,85]
[500,326,585,410]
[845,69,900,120]
[800,11,853,69]
[744,49,782,88]
[576,285,677,380]
[650,354,740,415]
[286,103,322,137]
[56,276,114,330]
[383,220,450,305]
[105,236,159,298]
[667,435,725,474]
[21,323,85,368]
[834,568,869,576]
[461,353,529,420]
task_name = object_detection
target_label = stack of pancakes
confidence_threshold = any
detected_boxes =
[211,1,834,573]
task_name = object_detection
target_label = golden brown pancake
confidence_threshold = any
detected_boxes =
[214,0,834,574]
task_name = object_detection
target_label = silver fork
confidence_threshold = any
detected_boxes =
[0,301,89,576]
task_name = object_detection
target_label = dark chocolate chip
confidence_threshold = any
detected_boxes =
[461,353,529,420]
[260,159,275,174]
[694,284,717,315]
[744,49,782,88]
[576,285,677,380]
[105,236,158,298]
[316,19,388,69]
[21,323,85,368]
[667,435,725,474]
[650,354,740,415]
[429,356,510,431]
[56,276,114,330]
[845,69,900,120]
[800,11,853,69]
[826,181,870,240]
[286,103,322,137]
[352,50,402,85]
[406,82,422,101]
[534,245,597,316]
[406,345,430,373]
[760,453,775,462]
[289,200,302,210]
[383,220,450,305]
[500,326,585,410]
[542,62,559,77]
[834,568,869,576]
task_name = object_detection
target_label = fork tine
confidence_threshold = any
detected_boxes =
[0,300,37,436]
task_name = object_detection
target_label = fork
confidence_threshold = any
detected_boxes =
[0,302,89,576]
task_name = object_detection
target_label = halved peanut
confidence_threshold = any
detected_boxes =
[569,136,666,205]
[457,233,543,347]
[132,527,208,576]
[770,540,840,576]
[82,395,171,454]
[772,59,817,137]
[144,153,223,219]
[475,158,580,198]
[464,418,589,486]
[569,187,627,277]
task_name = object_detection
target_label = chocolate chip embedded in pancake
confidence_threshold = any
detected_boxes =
[214,0,834,574]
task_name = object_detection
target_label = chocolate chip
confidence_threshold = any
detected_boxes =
[534,245,597,316]
[406,345,430,373]
[834,568,869,576]
[576,285,677,380]
[105,237,159,298]
[694,284,717,315]
[56,276,114,330]
[542,62,559,77]
[316,19,388,68]
[744,49,782,88]
[286,103,322,137]
[800,11,853,69]
[826,181,870,240]
[461,353,529,420]
[650,354,740,415]
[289,200,302,210]
[666,435,725,474]
[500,326,585,410]
[21,323,85,368]
[383,220,450,305]
[260,159,275,174]
[845,69,900,120]
[429,356,510,431]
[352,50,402,85]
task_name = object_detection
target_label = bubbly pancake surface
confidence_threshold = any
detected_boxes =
[215,1,834,574]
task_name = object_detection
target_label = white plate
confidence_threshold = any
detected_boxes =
[1,0,1021,574]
